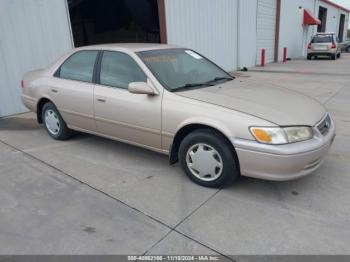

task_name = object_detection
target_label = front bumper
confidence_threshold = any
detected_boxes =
[233,116,336,181]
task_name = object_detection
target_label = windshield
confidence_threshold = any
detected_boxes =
[137,48,233,91]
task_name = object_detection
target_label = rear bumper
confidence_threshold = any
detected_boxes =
[307,50,337,56]
[21,94,37,112]
[232,117,336,181]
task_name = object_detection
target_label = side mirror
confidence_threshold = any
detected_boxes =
[128,82,156,95]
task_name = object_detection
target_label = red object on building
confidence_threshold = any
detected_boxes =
[261,49,265,67]
[303,9,321,25]
[283,48,287,63]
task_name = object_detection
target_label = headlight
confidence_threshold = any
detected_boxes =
[284,126,313,143]
[250,126,313,144]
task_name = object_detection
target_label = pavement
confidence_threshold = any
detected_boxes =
[1,54,350,257]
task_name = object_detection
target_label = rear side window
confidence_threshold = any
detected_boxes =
[58,51,98,82]
[312,36,333,43]
[99,51,147,89]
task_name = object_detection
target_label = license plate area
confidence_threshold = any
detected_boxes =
[314,45,329,51]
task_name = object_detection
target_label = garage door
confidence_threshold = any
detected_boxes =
[256,0,276,64]
[165,0,238,71]
[0,0,73,117]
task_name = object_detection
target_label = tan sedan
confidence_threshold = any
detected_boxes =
[21,44,335,187]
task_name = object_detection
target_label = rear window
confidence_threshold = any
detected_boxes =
[312,35,333,43]
[58,50,98,83]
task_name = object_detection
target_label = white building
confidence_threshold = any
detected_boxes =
[166,0,349,69]
[0,0,349,117]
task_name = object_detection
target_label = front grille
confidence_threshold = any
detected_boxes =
[317,114,331,136]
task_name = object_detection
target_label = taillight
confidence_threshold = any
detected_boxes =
[308,42,312,49]
[21,80,24,89]
[331,42,336,49]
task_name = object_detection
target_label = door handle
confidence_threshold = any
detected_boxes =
[51,89,58,93]
[96,98,106,103]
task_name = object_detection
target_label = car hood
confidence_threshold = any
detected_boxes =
[176,80,326,126]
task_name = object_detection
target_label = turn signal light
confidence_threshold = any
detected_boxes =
[251,128,272,143]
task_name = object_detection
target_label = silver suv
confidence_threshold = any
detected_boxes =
[307,33,341,60]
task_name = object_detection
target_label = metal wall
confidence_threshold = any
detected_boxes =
[319,1,340,34]
[0,0,73,117]
[165,0,238,71]
[256,0,277,64]
[279,0,317,61]
[278,0,349,62]
[238,0,258,69]
[317,1,350,41]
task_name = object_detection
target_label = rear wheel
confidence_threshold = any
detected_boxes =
[307,55,312,60]
[331,54,336,60]
[42,102,72,140]
[179,129,240,188]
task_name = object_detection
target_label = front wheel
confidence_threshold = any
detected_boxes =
[178,129,240,188]
[42,102,72,140]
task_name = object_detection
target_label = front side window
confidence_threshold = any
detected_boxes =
[138,48,233,91]
[58,50,98,82]
[99,51,147,89]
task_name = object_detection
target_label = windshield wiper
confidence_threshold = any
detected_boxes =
[205,76,234,84]
[171,76,234,92]
[172,82,214,92]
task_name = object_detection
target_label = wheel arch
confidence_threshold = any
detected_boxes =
[169,122,239,172]
[36,97,53,123]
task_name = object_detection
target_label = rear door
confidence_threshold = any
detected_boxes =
[94,50,162,150]
[49,50,98,131]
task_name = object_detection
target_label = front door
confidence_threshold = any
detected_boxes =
[94,51,162,151]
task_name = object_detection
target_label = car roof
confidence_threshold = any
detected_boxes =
[74,43,180,52]
[316,32,335,35]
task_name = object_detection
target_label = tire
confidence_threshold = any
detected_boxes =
[42,102,72,140]
[337,52,341,58]
[307,55,312,60]
[331,54,336,60]
[178,129,240,188]
[346,46,350,53]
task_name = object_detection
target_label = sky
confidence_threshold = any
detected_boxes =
[333,0,350,9]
